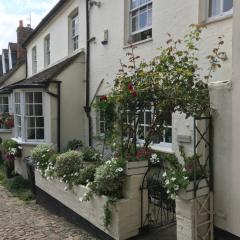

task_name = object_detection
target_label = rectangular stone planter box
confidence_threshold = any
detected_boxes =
[125,160,148,175]
[35,171,147,240]
[177,179,209,200]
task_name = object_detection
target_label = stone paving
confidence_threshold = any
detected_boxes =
[0,185,97,240]
[0,184,177,240]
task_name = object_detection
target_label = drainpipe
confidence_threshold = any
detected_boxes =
[84,0,92,146]
[46,80,61,152]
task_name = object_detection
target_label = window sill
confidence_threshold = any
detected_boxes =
[150,144,174,154]
[123,38,153,49]
[204,13,233,25]
[0,129,12,133]
[11,138,45,146]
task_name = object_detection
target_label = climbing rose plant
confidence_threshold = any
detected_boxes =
[96,25,224,160]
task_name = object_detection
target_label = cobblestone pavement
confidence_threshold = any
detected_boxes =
[0,185,97,240]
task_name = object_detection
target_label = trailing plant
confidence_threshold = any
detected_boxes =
[95,25,224,161]
[31,144,56,176]
[103,197,118,228]
[55,151,83,186]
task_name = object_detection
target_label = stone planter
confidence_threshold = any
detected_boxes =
[125,160,148,175]
[35,171,148,240]
[177,178,209,200]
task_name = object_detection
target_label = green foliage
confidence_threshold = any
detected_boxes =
[103,197,118,228]
[95,25,224,160]
[73,165,97,186]
[0,164,35,202]
[2,139,22,159]
[31,144,56,176]
[81,147,102,162]
[55,151,83,185]
[92,158,125,198]
[66,139,83,151]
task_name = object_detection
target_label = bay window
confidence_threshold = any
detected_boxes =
[14,91,45,142]
[208,0,233,18]
[129,0,152,43]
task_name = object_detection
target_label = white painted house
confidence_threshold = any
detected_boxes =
[0,0,239,239]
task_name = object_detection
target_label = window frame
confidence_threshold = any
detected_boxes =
[71,13,79,52]
[44,34,51,67]
[32,46,37,74]
[0,95,12,130]
[129,0,153,43]
[125,109,173,150]
[207,0,233,20]
[13,90,46,143]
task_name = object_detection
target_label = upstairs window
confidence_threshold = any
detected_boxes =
[130,0,152,43]
[44,34,50,67]
[32,46,37,74]
[208,0,233,18]
[71,13,79,52]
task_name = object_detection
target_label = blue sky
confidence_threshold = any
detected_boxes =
[0,0,59,50]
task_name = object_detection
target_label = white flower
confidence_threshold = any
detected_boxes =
[167,190,170,194]
[183,168,187,172]
[174,185,179,191]
[170,194,176,200]
[184,176,188,180]
[151,154,157,159]
[79,197,83,202]
[165,180,170,185]
[18,146,22,150]
[64,186,69,191]
[116,167,123,173]
[162,172,167,177]
[171,177,176,181]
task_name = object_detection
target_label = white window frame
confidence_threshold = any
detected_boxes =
[71,14,79,52]
[13,90,46,143]
[125,109,173,151]
[32,46,37,74]
[207,0,233,20]
[0,95,10,113]
[129,0,152,42]
[44,34,51,67]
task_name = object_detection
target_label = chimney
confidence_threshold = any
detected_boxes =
[19,20,23,28]
[16,20,33,61]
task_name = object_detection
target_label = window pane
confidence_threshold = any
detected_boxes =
[223,0,233,12]
[15,93,20,103]
[165,128,172,143]
[26,104,34,116]
[36,117,44,128]
[27,118,35,128]
[3,105,9,112]
[139,10,148,29]
[34,92,42,103]
[36,129,44,139]
[132,16,138,32]
[28,129,35,140]
[26,92,33,103]
[209,0,221,17]
[35,105,43,116]
[138,111,144,124]
[3,97,8,105]
[146,111,151,124]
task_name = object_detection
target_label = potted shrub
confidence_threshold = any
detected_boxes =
[2,139,22,178]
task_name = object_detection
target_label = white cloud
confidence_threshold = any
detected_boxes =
[0,0,59,51]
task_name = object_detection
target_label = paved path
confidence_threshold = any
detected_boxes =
[0,185,97,240]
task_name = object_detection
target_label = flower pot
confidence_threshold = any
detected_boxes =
[125,160,148,175]
[177,178,209,200]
